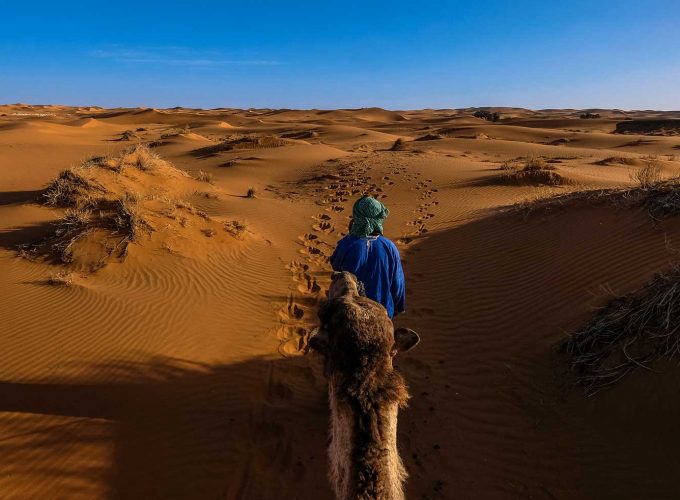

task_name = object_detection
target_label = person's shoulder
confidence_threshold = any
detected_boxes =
[336,234,360,248]
[377,236,400,253]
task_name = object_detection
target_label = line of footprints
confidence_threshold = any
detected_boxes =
[277,156,438,355]
[277,158,371,355]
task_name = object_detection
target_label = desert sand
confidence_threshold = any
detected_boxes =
[2,104,680,498]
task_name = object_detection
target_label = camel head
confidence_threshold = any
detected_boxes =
[310,271,420,370]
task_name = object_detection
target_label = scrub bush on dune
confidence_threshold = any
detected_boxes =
[500,155,565,186]
[562,266,680,395]
[473,109,500,121]
[42,167,106,207]
[194,170,214,184]
[24,195,153,266]
[630,160,662,188]
[390,138,406,151]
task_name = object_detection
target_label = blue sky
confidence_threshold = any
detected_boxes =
[2,1,679,109]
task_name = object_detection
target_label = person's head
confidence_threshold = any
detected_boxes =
[349,196,389,238]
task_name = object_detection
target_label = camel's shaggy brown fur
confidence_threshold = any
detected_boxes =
[311,271,419,500]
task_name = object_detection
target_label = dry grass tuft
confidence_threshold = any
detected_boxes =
[194,170,214,184]
[134,144,162,171]
[224,220,247,238]
[26,194,154,266]
[561,265,680,395]
[42,168,106,207]
[500,155,565,186]
[48,271,74,286]
[594,156,637,166]
[175,200,195,212]
[119,129,139,141]
[113,195,153,242]
[246,187,256,198]
[81,155,109,168]
[110,145,163,173]
[630,160,663,188]
[36,208,92,264]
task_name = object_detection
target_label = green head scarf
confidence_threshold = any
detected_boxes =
[350,196,389,238]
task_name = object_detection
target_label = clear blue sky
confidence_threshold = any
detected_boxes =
[2,1,679,110]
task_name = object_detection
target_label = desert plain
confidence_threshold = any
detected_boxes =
[2,104,680,499]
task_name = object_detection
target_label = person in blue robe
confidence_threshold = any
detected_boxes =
[330,196,405,318]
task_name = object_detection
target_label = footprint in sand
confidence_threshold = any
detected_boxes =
[313,221,335,233]
[277,326,309,356]
[288,299,304,320]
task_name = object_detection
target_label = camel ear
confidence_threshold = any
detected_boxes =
[309,329,329,355]
[394,328,420,353]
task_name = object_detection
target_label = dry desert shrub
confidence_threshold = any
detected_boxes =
[113,194,153,242]
[390,138,406,151]
[194,170,214,184]
[119,129,139,141]
[48,271,74,286]
[594,156,637,166]
[193,135,290,157]
[29,194,153,265]
[39,208,92,263]
[111,144,161,173]
[246,187,256,198]
[499,160,514,171]
[473,109,500,121]
[630,160,662,188]
[134,144,162,171]
[224,220,247,238]
[501,155,565,186]
[42,168,106,207]
[81,155,110,169]
[175,199,195,211]
[561,265,680,395]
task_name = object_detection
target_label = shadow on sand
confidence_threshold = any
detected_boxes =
[0,355,332,499]
[0,189,45,206]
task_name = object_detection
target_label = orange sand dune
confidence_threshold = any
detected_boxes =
[2,105,680,498]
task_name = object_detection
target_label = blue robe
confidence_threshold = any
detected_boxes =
[330,235,405,318]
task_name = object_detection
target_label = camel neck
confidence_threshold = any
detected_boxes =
[328,380,406,500]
